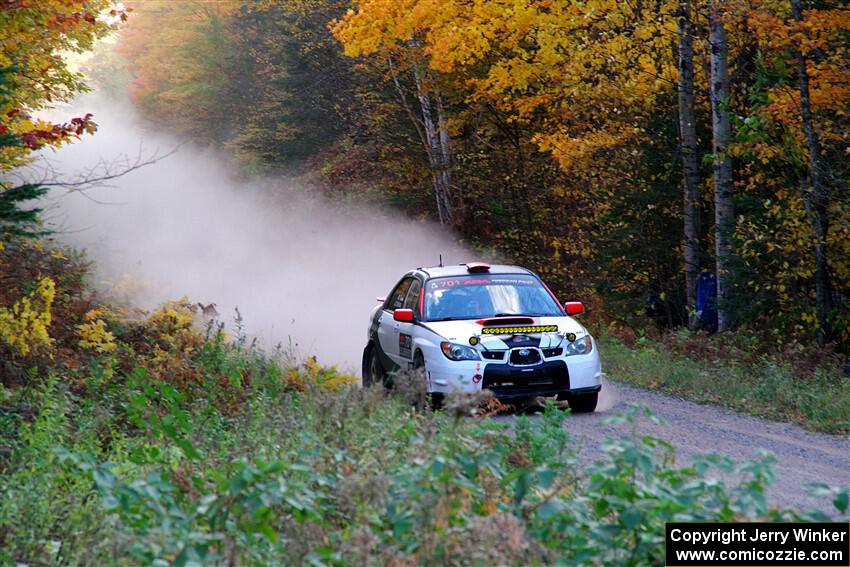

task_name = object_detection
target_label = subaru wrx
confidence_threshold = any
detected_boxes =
[362,263,602,412]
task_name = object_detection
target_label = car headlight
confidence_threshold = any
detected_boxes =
[564,335,593,356]
[440,341,480,361]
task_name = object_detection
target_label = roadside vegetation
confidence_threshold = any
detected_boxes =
[601,333,850,435]
[1,241,847,566]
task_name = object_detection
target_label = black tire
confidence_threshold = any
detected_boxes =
[413,351,425,370]
[414,351,442,410]
[567,392,598,413]
[364,345,386,388]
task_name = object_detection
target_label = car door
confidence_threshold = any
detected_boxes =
[377,276,413,369]
[395,278,422,366]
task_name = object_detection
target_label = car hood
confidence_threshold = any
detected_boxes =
[421,316,587,349]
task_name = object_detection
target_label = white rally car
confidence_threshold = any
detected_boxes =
[362,262,602,412]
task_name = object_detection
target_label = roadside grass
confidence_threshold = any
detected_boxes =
[601,335,850,435]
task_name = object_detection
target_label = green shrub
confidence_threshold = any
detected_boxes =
[49,394,850,565]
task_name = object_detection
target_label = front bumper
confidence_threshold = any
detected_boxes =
[424,346,602,399]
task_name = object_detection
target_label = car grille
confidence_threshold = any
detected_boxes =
[509,347,542,366]
[481,351,505,360]
[482,360,569,398]
[542,347,563,357]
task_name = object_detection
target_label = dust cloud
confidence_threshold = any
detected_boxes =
[595,379,618,412]
[35,93,469,370]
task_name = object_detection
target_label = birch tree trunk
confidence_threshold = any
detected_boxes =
[677,0,701,331]
[709,0,734,332]
[435,93,454,224]
[790,0,833,345]
[412,67,454,225]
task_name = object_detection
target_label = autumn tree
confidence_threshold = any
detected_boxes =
[789,0,835,345]
[119,0,243,146]
[734,0,850,345]
[229,0,365,169]
[0,1,123,238]
[332,5,458,224]
[333,0,690,306]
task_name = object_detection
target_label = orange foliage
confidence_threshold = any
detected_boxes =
[0,1,124,170]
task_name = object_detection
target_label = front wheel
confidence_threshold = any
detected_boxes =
[566,392,598,413]
[364,345,386,388]
[414,351,442,410]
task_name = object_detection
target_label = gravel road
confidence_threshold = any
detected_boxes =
[515,380,850,513]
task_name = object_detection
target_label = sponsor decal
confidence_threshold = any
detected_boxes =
[481,325,558,335]
[469,336,480,345]
[429,277,537,289]
[399,333,412,359]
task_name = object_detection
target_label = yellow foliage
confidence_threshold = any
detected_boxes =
[77,313,117,353]
[332,0,677,175]
[286,367,307,391]
[0,277,56,356]
[145,299,198,349]
[289,356,359,392]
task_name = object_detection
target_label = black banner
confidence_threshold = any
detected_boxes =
[666,522,850,566]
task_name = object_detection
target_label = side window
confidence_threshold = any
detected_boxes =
[402,279,422,315]
[386,277,413,311]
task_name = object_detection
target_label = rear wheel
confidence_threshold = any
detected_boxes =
[566,392,598,413]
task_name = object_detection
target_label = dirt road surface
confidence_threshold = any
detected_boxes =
[514,380,849,513]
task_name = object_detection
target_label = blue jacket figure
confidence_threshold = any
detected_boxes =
[696,272,718,333]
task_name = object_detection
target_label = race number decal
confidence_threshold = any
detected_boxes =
[399,333,412,359]
[428,277,537,289]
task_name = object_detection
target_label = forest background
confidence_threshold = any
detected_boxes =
[112,0,850,355]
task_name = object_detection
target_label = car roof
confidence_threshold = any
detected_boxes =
[416,264,534,279]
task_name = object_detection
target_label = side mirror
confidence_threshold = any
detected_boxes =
[393,308,414,322]
[376,296,387,303]
[564,301,584,316]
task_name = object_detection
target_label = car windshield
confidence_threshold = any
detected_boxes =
[424,274,563,321]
